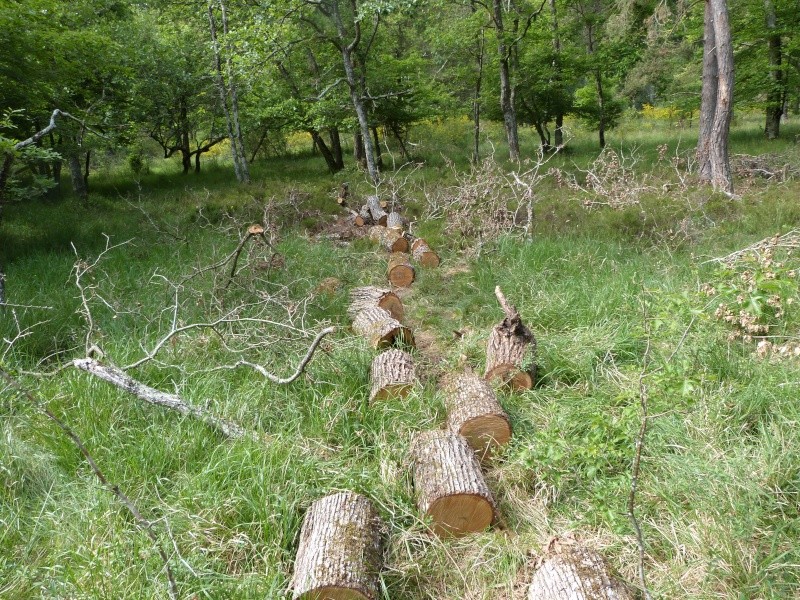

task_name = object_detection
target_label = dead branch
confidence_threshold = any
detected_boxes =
[701,229,800,265]
[72,357,256,441]
[0,368,180,600]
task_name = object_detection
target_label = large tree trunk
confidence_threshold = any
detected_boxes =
[68,151,88,201]
[494,0,520,161]
[412,430,497,537]
[764,0,783,140]
[310,130,341,173]
[698,0,717,183]
[290,491,384,600]
[329,127,345,170]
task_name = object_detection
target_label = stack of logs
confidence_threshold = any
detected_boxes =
[290,192,631,598]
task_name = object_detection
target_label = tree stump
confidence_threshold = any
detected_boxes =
[352,307,415,349]
[368,225,410,253]
[485,286,536,390]
[366,195,388,226]
[369,349,417,402]
[410,238,440,268]
[386,212,406,230]
[527,537,633,600]
[387,252,415,287]
[348,286,404,322]
[443,373,511,460]
[411,430,496,537]
[291,491,384,600]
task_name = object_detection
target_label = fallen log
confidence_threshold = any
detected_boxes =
[411,430,496,536]
[366,195,388,226]
[291,491,384,600]
[387,252,415,287]
[443,372,511,460]
[386,211,406,230]
[358,205,374,227]
[484,286,536,390]
[73,358,253,440]
[348,286,404,322]
[528,537,633,600]
[368,225,410,253]
[369,349,416,401]
[410,238,440,268]
[352,307,415,349]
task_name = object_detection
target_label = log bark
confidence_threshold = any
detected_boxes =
[484,286,536,390]
[410,238,441,268]
[72,358,253,440]
[348,286,404,322]
[411,430,496,537]
[527,538,633,600]
[369,349,416,402]
[358,205,374,227]
[366,195,388,225]
[387,252,415,288]
[443,373,511,460]
[291,491,384,600]
[369,225,410,253]
[386,212,406,230]
[352,307,414,349]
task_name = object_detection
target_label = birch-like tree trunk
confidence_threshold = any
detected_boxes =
[493,0,520,161]
[764,0,783,140]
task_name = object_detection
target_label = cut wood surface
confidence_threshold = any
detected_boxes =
[352,307,415,349]
[366,195,388,226]
[443,373,511,460]
[368,225,410,253]
[387,252,415,287]
[369,349,417,402]
[528,537,634,600]
[348,286,404,321]
[485,286,536,390]
[410,238,441,268]
[291,491,384,600]
[412,430,496,537]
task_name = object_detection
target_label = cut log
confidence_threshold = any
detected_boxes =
[410,238,440,268]
[358,205,374,227]
[369,349,416,402]
[387,252,415,288]
[369,225,409,253]
[291,491,384,600]
[484,286,536,390]
[337,182,349,206]
[527,537,633,600]
[348,286,404,322]
[411,430,496,537]
[352,307,415,349]
[443,373,511,460]
[366,195,388,226]
[386,212,406,230]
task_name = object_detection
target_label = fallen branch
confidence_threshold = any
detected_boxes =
[72,357,256,440]
[0,368,180,600]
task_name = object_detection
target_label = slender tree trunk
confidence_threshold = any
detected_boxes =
[709,0,734,194]
[595,70,606,148]
[764,0,783,139]
[493,0,520,161]
[220,0,250,181]
[68,151,88,201]
[550,0,564,149]
[354,131,367,168]
[372,126,383,170]
[83,150,91,190]
[329,127,345,169]
[473,22,485,164]
[698,0,718,184]
[310,130,340,172]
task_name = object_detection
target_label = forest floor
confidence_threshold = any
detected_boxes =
[2,116,800,599]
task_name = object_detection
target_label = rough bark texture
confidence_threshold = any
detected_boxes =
[387,253,415,288]
[366,196,388,226]
[348,286,404,322]
[698,0,718,183]
[484,286,536,390]
[368,225,410,253]
[443,373,511,460]
[412,430,496,537]
[527,539,633,600]
[352,307,414,349]
[358,205,374,227]
[369,349,417,402]
[410,238,440,268]
[291,491,384,600]
[764,0,783,139]
[386,211,406,230]
[493,0,520,161]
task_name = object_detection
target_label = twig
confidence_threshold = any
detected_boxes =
[224,224,274,291]
[0,368,180,600]
[210,326,335,384]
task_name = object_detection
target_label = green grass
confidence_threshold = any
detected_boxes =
[2,116,800,598]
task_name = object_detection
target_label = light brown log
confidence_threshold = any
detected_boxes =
[411,430,496,537]
[443,373,511,460]
[348,286,404,322]
[387,252,415,288]
[366,195,388,226]
[352,307,415,349]
[410,238,440,268]
[369,349,416,402]
[527,538,633,600]
[291,491,384,600]
[484,286,536,390]
[369,225,409,253]
[386,212,406,230]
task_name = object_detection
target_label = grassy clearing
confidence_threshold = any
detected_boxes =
[2,117,800,599]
